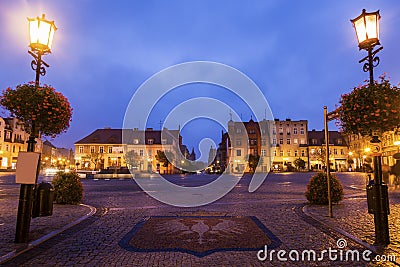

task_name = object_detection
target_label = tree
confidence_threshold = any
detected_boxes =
[294,158,306,170]
[248,154,260,172]
[124,150,141,169]
[156,150,174,168]
[310,148,326,166]
[82,153,103,170]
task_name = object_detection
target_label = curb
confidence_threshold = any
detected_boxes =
[0,203,96,265]
[302,204,400,266]
[302,204,377,253]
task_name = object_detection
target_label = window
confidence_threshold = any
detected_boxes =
[312,139,318,145]
[236,139,242,146]
[340,149,344,155]
[294,150,298,157]
[90,146,95,153]
[261,149,266,156]
[99,146,104,153]
[300,139,306,144]
[147,139,154,144]
[79,146,84,153]
[311,149,315,154]
[272,139,276,145]
[279,138,283,144]
[287,150,291,156]
[286,139,291,144]
[272,128,276,135]
[236,149,242,156]
[301,150,306,157]
[337,139,343,145]
[133,139,139,144]
[287,129,290,135]
[293,138,298,144]
[279,150,284,156]
[334,149,338,155]
[279,127,283,134]
[261,139,267,146]
[236,128,242,134]
[139,150,144,156]
[300,128,305,135]
[249,129,255,134]
[108,146,113,153]
[250,139,257,146]
[162,139,167,145]
[274,150,277,156]
[293,128,298,134]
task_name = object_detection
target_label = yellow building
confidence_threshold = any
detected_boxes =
[74,127,184,174]
[271,119,308,171]
[0,117,42,170]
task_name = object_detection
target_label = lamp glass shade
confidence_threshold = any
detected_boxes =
[28,14,57,53]
[351,9,380,50]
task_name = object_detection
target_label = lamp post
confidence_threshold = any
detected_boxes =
[351,9,390,246]
[15,14,57,243]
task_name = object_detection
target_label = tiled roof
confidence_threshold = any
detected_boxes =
[308,130,347,146]
[75,128,181,145]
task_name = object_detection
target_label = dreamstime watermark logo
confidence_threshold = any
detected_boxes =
[257,238,397,263]
[122,61,274,207]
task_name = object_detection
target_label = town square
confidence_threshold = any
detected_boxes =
[1,1,400,266]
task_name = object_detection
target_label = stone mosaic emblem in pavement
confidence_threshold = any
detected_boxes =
[119,216,281,257]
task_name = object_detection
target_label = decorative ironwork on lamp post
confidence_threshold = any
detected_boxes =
[15,14,57,243]
[351,9,390,246]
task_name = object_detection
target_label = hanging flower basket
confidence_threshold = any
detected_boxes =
[0,82,73,137]
[337,76,400,136]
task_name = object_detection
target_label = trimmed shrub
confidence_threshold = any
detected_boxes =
[52,172,83,204]
[305,172,344,205]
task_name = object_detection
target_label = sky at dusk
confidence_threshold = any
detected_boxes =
[1,1,400,157]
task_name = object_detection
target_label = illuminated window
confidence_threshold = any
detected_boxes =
[78,146,84,153]
[99,146,104,153]
[90,146,95,153]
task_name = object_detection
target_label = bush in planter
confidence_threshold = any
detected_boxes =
[52,172,83,204]
[305,172,343,205]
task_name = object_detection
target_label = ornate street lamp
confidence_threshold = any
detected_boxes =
[351,9,383,85]
[28,14,57,87]
[15,14,57,243]
[351,9,389,246]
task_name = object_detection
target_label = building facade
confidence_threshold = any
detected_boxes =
[0,117,42,170]
[75,127,188,174]
[308,129,349,171]
[271,118,308,171]
[218,118,273,173]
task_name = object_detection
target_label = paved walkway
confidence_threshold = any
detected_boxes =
[0,174,94,263]
[0,172,399,266]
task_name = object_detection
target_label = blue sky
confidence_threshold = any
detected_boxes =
[1,1,400,157]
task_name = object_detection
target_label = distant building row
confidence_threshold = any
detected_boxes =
[214,118,349,173]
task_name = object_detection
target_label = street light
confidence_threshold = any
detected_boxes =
[351,9,383,85]
[351,9,389,246]
[15,14,57,243]
[28,14,57,87]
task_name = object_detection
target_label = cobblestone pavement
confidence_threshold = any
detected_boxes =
[1,172,399,266]
[0,174,92,261]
